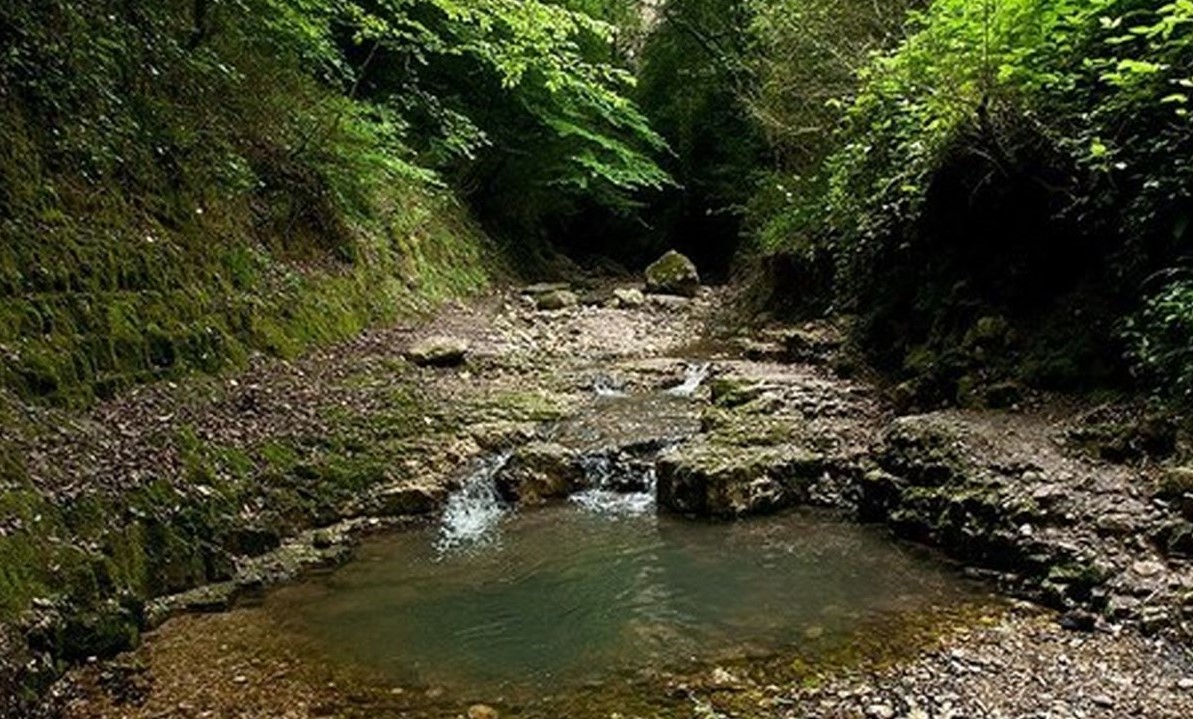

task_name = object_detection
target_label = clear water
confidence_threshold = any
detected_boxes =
[264,505,978,695]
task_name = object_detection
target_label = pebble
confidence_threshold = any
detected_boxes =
[467,704,499,719]
[1132,560,1165,577]
[866,703,895,719]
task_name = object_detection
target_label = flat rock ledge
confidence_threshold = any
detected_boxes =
[657,441,825,518]
[405,335,469,367]
[861,412,1193,638]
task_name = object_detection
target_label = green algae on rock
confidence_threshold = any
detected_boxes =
[645,251,701,298]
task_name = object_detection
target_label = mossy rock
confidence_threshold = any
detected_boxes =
[656,441,823,518]
[1156,466,1193,500]
[709,378,767,409]
[879,416,970,487]
[405,336,469,367]
[535,289,579,311]
[372,481,449,516]
[644,250,700,298]
[495,442,583,504]
[58,600,141,662]
[1067,413,1177,463]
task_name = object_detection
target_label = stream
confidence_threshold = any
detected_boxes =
[253,364,985,705]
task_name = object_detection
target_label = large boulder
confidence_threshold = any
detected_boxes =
[656,441,823,518]
[535,289,579,311]
[495,441,584,504]
[644,251,700,297]
[406,336,469,367]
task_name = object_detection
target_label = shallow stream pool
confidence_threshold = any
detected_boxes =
[262,503,982,697]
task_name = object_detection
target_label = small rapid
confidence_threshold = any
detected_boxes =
[569,452,657,516]
[665,362,711,396]
[435,452,512,553]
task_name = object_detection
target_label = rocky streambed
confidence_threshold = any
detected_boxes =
[6,278,1193,717]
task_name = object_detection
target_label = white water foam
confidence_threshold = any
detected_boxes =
[569,453,656,516]
[592,376,628,397]
[665,362,711,397]
[435,452,512,554]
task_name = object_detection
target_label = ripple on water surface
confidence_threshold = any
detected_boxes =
[263,505,982,695]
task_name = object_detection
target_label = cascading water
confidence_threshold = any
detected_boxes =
[435,451,512,553]
[592,375,627,397]
[665,362,711,396]
[570,452,657,516]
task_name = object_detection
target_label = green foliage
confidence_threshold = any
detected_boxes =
[745,0,1193,400]
[745,0,920,258]
[336,0,670,231]
[1129,276,1193,403]
[0,0,676,403]
[748,0,921,173]
[633,0,768,272]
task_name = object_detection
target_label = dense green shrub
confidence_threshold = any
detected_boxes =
[1129,276,1193,403]
[745,0,1193,400]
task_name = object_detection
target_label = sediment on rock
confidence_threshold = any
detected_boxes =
[656,441,825,518]
[860,411,1193,639]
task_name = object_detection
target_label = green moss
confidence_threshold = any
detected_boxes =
[481,389,570,423]
[1,176,495,407]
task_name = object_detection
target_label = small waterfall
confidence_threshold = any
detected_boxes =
[570,452,657,516]
[435,452,512,553]
[592,375,627,397]
[665,363,711,397]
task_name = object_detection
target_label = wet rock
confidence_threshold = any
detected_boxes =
[468,421,539,450]
[644,250,700,297]
[374,481,448,516]
[656,442,823,518]
[536,289,579,311]
[406,336,469,367]
[612,287,646,308]
[161,583,238,618]
[495,441,583,504]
